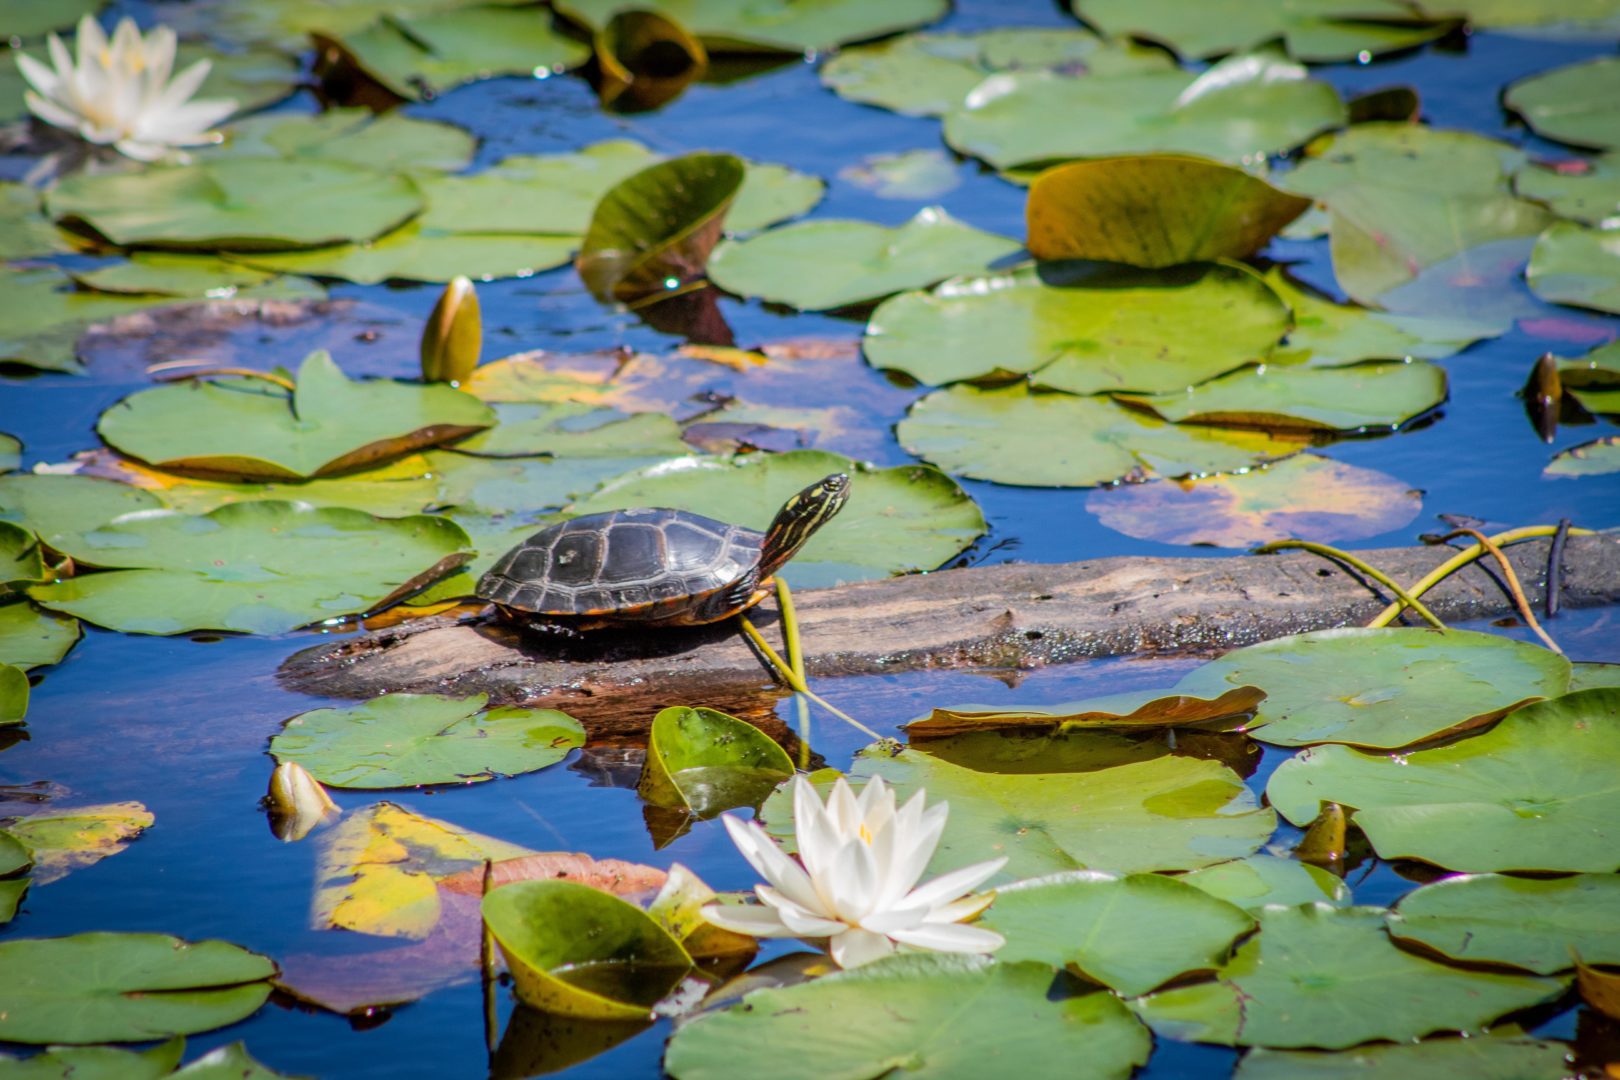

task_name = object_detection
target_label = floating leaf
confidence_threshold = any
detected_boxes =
[99,352,493,480]
[1087,454,1421,548]
[897,383,1304,488]
[594,9,707,110]
[0,181,73,262]
[1071,0,1449,61]
[906,686,1265,739]
[1527,222,1620,315]
[0,664,25,726]
[867,261,1289,390]
[0,1038,186,1079]
[1235,1037,1576,1079]
[1412,0,1620,30]
[6,0,104,38]
[1180,855,1351,912]
[980,870,1254,995]
[0,266,217,374]
[1555,339,1620,417]
[67,254,302,299]
[0,600,77,673]
[457,403,687,458]
[0,473,163,543]
[28,501,470,636]
[205,108,475,173]
[0,933,275,1044]
[1134,904,1566,1049]
[184,42,302,114]
[637,706,793,819]
[1264,267,1501,367]
[1387,873,1620,974]
[1179,627,1570,748]
[1546,435,1620,477]
[1515,152,1620,227]
[838,150,961,200]
[0,434,16,474]
[1,521,45,587]
[723,163,826,235]
[1505,57,1620,150]
[427,452,661,516]
[1267,688,1620,872]
[570,451,985,587]
[1,803,154,885]
[553,0,950,53]
[1121,361,1448,432]
[708,207,1020,311]
[225,222,578,285]
[1027,156,1309,267]
[272,693,584,789]
[944,50,1346,170]
[482,880,692,1020]
[1576,954,1620,1020]
[419,141,656,235]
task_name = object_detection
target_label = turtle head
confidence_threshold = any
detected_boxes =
[759,473,850,577]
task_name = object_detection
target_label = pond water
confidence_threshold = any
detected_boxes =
[2,0,1619,1077]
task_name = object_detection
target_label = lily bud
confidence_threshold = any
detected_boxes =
[420,276,482,385]
[266,761,340,843]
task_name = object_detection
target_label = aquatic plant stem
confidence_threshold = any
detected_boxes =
[1437,528,1562,654]
[1255,540,1447,630]
[738,615,882,743]
[1367,524,1597,629]
[774,579,814,769]
[480,859,498,1055]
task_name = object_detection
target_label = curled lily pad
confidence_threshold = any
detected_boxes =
[1387,873,1620,974]
[98,351,494,480]
[0,932,276,1044]
[905,686,1265,739]
[1267,688,1620,872]
[204,108,476,174]
[1133,905,1565,1049]
[1263,268,1501,367]
[1527,222,1620,315]
[1119,360,1449,432]
[1178,627,1571,748]
[637,706,793,817]
[553,0,949,53]
[594,8,708,110]
[1546,435,1620,477]
[1514,152,1620,227]
[483,879,692,1020]
[1,803,153,885]
[1027,156,1310,267]
[897,383,1304,488]
[1071,0,1449,61]
[0,663,25,726]
[866,261,1289,390]
[1505,57,1620,150]
[979,870,1255,996]
[271,693,584,789]
[1180,855,1350,913]
[665,954,1151,1080]
[1,521,44,587]
[708,207,1021,311]
[1235,1037,1575,1079]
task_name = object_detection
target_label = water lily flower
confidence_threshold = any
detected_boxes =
[703,775,1007,969]
[266,761,340,842]
[16,16,236,162]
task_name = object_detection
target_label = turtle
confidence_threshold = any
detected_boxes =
[476,473,850,633]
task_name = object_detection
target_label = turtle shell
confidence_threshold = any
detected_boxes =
[476,507,764,618]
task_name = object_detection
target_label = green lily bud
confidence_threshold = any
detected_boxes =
[421,275,482,385]
[266,761,340,842]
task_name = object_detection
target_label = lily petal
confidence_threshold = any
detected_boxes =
[830,927,896,969]
[700,903,797,938]
[888,921,1006,954]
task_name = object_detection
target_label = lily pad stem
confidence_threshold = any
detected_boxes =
[1255,540,1446,630]
[738,615,881,743]
[1436,528,1562,654]
[775,579,814,769]
[480,858,498,1054]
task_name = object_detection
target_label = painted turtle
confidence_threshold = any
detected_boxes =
[477,473,850,632]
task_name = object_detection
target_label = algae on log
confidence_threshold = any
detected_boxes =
[279,536,1620,734]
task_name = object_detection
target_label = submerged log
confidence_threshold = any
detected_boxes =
[279,535,1620,734]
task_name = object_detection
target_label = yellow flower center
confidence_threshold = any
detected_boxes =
[858,823,873,845]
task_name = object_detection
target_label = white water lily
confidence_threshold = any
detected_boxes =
[703,775,1007,969]
[16,16,236,162]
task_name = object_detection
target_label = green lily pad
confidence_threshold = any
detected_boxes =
[1266,688,1620,872]
[271,692,584,788]
[577,153,743,302]
[979,870,1255,996]
[162,0,537,51]
[766,745,1276,880]
[1,664,25,726]
[418,141,658,235]
[0,1037,184,1080]
[1527,222,1620,315]
[569,450,986,587]
[0,932,275,1044]
[27,501,470,636]
[0,474,163,548]
[1553,339,1620,414]
[204,108,476,174]
[1546,435,1620,477]
[819,27,1173,117]
[1180,855,1351,912]
[0,182,72,262]
[1,522,45,586]
[47,159,423,251]
[0,829,30,875]
[1,803,154,885]
[1072,0,1449,61]
[225,221,579,285]
[98,351,493,481]
[1264,268,1502,367]
[1505,57,1620,150]
[69,254,290,298]
[482,879,692,1020]
[1178,627,1571,748]
[428,451,666,516]
[866,261,1289,390]
[457,403,688,458]
[943,50,1346,170]
[1572,661,1620,691]
[897,383,1303,488]
[906,686,1266,739]
[5,0,103,38]
[0,267,212,374]
[666,953,1150,1080]
[184,43,302,114]
[1235,1037,1575,1079]
[1027,155,1310,267]
[1514,152,1620,227]
[0,434,16,474]
[1387,873,1620,975]
[708,207,1021,311]
[728,163,826,235]
[1121,360,1448,432]
[1133,904,1566,1049]
[553,0,949,53]
[637,706,793,817]
[839,150,961,200]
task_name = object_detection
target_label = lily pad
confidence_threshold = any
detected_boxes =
[819,27,1173,117]
[27,501,470,636]
[1235,1038,1575,1079]
[1,664,25,726]
[553,0,950,53]
[593,8,708,110]
[1180,854,1351,912]
[1178,627,1571,748]
[1264,268,1502,367]
[1527,222,1620,315]
[69,254,294,298]
[569,451,986,587]
[183,43,303,115]
[839,150,961,200]
[906,686,1266,739]
[0,181,73,262]
[897,383,1304,488]
[1505,57,1620,150]
[1550,339,1620,414]
[427,452,663,515]
[979,870,1255,996]
[1071,0,1449,61]
[1027,155,1310,267]
[482,879,692,1019]
[0,932,275,1044]
[271,693,584,788]
[0,266,213,374]
[457,403,688,458]
[1121,361,1448,432]
[224,222,579,286]
[944,51,1346,170]
[1086,454,1422,548]
[1546,435,1620,477]
[204,108,476,174]
[637,706,793,817]
[5,0,103,38]
[98,351,494,480]
[0,473,163,548]
[1387,873,1620,974]
[729,163,826,235]
[866,261,1289,390]
[1515,152,1620,227]
[418,141,657,235]
[1,803,154,885]
[0,1039,185,1080]
[1133,904,1566,1049]
[1266,688,1620,872]
[1,522,45,586]
[0,434,16,474]
[666,953,1150,1080]
[708,207,1021,311]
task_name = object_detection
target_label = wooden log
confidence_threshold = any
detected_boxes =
[279,535,1620,734]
